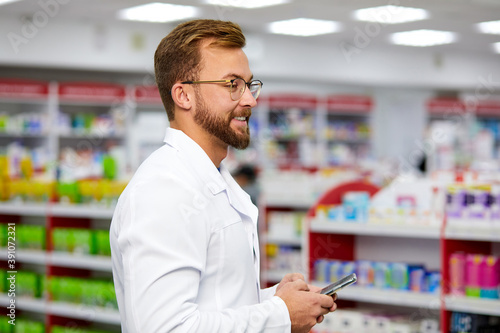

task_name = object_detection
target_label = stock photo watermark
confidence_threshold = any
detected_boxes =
[339,0,415,63]
[7,0,71,54]
[6,222,16,326]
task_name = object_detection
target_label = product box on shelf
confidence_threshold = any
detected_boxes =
[449,252,500,300]
[314,258,441,294]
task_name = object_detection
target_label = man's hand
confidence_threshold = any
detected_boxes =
[276,273,306,293]
[275,278,337,333]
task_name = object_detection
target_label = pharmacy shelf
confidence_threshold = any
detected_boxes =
[49,301,120,324]
[313,284,441,310]
[265,234,302,246]
[264,269,291,283]
[0,295,120,324]
[0,203,115,219]
[58,133,125,140]
[445,223,500,242]
[50,252,112,271]
[0,133,46,138]
[1,249,111,271]
[1,248,47,265]
[310,220,441,239]
[50,204,115,219]
[0,202,48,216]
[264,198,315,210]
[444,296,500,317]
[0,295,47,313]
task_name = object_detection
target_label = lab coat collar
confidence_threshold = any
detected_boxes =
[163,127,226,194]
[163,128,257,222]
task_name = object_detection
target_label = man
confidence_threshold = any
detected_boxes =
[110,19,336,333]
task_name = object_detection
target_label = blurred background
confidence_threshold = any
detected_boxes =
[0,1,500,332]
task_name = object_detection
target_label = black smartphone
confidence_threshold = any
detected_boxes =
[320,273,357,296]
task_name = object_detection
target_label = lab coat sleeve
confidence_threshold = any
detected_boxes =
[114,175,291,333]
[260,284,279,301]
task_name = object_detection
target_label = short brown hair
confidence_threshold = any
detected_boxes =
[154,19,246,121]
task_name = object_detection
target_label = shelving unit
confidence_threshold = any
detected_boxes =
[130,85,168,169]
[323,95,372,167]
[56,82,131,182]
[259,94,320,168]
[0,79,55,180]
[0,203,118,330]
[305,180,500,333]
[472,100,500,160]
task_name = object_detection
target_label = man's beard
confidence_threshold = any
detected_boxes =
[193,90,251,150]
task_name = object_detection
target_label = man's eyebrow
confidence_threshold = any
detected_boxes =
[223,73,254,81]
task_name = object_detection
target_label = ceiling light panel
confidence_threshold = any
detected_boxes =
[269,18,341,37]
[0,0,21,6]
[205,0,290,9]
[117,3,199,23]
[390,29,457,47]
[354,5,428,24]
[476,20,500,34]
[493,42,500,54]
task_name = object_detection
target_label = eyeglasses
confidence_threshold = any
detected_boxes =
[181,78,263,101]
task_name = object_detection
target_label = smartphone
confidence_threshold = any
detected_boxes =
[320,273,357,296]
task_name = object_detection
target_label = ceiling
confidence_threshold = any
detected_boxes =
[1,0,499,59]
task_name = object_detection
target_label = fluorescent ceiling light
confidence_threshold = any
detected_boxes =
[117,3,199,23]
[269,18,341,37]
[476,20,500,34]
[493,42,500,54]
[390,29,457,47]
[205,0,289,9]
[0,0,21,5]
[354,5,428,24]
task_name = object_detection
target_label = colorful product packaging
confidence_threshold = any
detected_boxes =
[390,263,409,290]
[465,254,484,297]
[327,260,344,283]
[480,255,500,299]
[357,260,375,287]
[424,271,441,294]
[314,259,329,282]
[342,191,370,223]
[449,252,466,296]
[409,265,425,292]
[374,262,391,289]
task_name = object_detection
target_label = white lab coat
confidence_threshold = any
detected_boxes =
[110,127,291,332]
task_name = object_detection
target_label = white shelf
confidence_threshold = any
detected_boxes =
[0,203,116,218]
[310,220,441,239]
[265,234,302,246]
[264,269,290,282]
[264,198,314,210]
[50,252,112,271]
[58,133,125,140]
[444,295,500,316]
[49,301,120,324]
[445,222,500,242]
[0,132,46,138]
[1,248,112,271]
[0,202,48,216]
[313,284,441,310]
[0,248,47,265]
[50,204,115,219]
[0,296,120,324]
[0,295,47,313]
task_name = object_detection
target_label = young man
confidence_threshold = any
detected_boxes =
[110,19,336,333]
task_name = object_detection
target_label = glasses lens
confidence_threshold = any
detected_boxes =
[230,78,246,101]
[249,81,262,99]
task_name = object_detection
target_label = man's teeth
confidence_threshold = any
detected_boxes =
[234,117,246,121]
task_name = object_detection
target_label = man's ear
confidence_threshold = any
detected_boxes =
[171,83,193,111]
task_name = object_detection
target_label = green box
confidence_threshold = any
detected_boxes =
[16,271,41,298]
[95,229,111,256]
[14,319,45,333]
